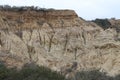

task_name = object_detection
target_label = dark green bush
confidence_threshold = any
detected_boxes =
[0,64,9,79]
[92,19,112,30]
[2,63,120,80]
[74,70,113,80]
[0,63,66,80]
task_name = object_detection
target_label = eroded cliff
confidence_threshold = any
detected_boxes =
[0,8,120,78]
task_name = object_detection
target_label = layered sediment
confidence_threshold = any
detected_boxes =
[0,8,120,78]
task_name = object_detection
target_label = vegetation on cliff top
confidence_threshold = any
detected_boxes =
[92,19,112,29]
[0,5,55,11]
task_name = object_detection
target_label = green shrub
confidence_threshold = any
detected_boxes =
[0,64,9,79]
[0,63,66,80]
[74,70,112,80]
[92,19,111,29]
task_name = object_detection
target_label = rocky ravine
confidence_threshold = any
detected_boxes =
[0,8,120,77]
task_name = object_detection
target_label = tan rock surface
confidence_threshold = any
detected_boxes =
[0,9,120,77]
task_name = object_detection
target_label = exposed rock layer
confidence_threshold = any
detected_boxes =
[0,9,120,77]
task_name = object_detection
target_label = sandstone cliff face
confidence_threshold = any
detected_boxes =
[0,9,120,77]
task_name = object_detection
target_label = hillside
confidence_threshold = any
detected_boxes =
[0,6,120,79]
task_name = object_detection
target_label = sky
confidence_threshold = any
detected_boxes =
[0,0,120,20]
